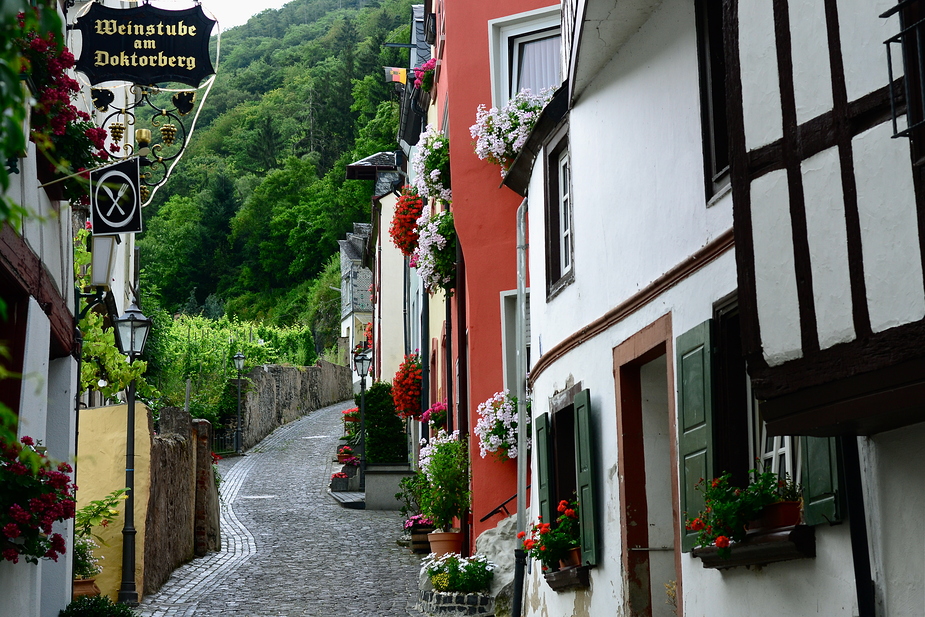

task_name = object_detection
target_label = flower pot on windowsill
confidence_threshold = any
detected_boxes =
[558,546,582,570]
[748,500,801,531]
[543,564,591,592]
[692,524,815,570]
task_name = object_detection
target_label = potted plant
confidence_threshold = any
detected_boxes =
[337,445,354,463]
[422,552,495,593]
[410,125,451,203]
[72,488,127,597]
[414,58,437,93]
[403,513,435,554]
[421,400,447,431]
[473,390,527,461]
[389,186,425,257]
[330,472,349,492]
[59,594,137,617]
[685,469,802,558]
[419,430,469,555]
[1,435,76,565]
[470,87,554,178]
[410,207,457,295]
[520,498,581,572]
[392,352,423,419]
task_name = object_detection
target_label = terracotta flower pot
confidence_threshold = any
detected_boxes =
[558,546,582,569]
[73,578,101,599]
[749,500,802,531]
[427,530,463,556]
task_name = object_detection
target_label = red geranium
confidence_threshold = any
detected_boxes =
[392,352,422,418]
[389,186,425,257]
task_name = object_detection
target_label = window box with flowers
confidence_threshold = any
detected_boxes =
[411,207,457,295]
[390,186,425,257]
[411,125,451,204]
[414,58,437,93]
[686,470,814,570]
[521,498,589,591]
[474,390,528,461]
[392,352,423,419]
[470,88,553,179]
[422,400,447,431]
[330,472,350,492]
[16,23,110,203]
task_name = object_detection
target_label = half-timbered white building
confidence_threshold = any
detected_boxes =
[504,0,922,615]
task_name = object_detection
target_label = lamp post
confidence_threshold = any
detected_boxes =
[113,300,151,606]
[233,352,245,454]
[353,345,373,489]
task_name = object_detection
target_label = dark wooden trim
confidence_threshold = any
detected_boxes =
[823,0,872,340]
[543,564,590,591]
[692,525,815,570]
[772,0,819,354]
[529,229,734,384]
[0,226,75,358]
[724,0,764,366]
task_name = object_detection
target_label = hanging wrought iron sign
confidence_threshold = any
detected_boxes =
[90,158,142,235]
[74,3,215,87]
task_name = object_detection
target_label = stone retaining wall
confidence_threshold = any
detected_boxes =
[143,407,221,595]
[239,360,352,450]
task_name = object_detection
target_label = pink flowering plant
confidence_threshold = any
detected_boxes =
[470,88,553,178]
[1,435,76,564]
[403,513,434,530]
[411,206,456,295]
[414,58,437,92]
[474,390,527,460]
[422,400,448,428]
[411,125,451,203]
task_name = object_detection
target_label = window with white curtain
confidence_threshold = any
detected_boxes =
[489,6,561,107]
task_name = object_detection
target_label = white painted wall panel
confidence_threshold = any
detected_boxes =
[751,170,803,366]
[801,147,856,350]
[18,298,51,441]
[789,0,833,125]
[852,122,925,332]
[739,0,783,150]
[837,0,900,103]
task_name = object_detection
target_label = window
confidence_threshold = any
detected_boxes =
[694,0,730,198]
[500,290,530,393]
[544,122,573,297]
[677,300,842,554]
[488,6,561,108]
[535,386,598,567]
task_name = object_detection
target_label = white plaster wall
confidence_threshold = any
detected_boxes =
[865,424,925,617]
[739,0,783,151]
[789,0,832,126]
[838,0,900,104]
[801,147,856,350]
[18,299,52,441]
[532,0,732,359]
[750,170,802,366]
[852,122,925,333]
[377,192,408,380]
[0,560,41,617]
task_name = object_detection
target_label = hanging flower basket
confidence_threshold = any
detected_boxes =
[414,58,437,93]
[393,352,423,418]
[410,207,456,295]
[470,87,553,178]
[411,125,451,203]
[389,186,425,256]
[473,390,527,460]
[422,400,448,429]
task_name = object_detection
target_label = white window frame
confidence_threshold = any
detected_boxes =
[488,5,561,108]
[748,382,801,484]
[557,150,571,275]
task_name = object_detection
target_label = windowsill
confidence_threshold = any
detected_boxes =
[691,525,815,570]
[543,564,591,592]
[546,267,574,302]
[705,181,732,208]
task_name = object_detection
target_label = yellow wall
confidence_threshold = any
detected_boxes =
[76,403,151,601]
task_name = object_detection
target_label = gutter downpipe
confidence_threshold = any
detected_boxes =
[512,197,528,617]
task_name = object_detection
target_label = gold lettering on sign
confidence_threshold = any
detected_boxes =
[94,20,198,37]
[93,50,196,70]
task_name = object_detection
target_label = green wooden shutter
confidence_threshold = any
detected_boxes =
[535,412,553,528]
[574,389,598,565]
[802,436,842,525]
[676,320,714,552]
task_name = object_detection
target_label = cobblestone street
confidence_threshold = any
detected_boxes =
[137,400,422,617]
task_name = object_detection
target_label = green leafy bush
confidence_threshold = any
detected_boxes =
[357,382,407,464]
[422,553,495,593]
[59,595,137,617]
[419,430,469,531]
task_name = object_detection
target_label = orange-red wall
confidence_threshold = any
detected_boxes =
[436,0,551,548]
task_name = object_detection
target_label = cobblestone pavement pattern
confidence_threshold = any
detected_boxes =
[137,400,422,617]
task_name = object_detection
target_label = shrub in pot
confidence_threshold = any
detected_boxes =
[356,382,407,464]
[59,595,137,617]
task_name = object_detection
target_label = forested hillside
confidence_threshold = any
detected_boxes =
[139,0,411,353]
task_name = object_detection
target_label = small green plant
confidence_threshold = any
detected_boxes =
[395,471,428,519]
[418,430,469,531]
[685,469,802,557]
[422,552,495,593]
[75,488,127,542]
[59,595,138,617]
[72,537,101,580]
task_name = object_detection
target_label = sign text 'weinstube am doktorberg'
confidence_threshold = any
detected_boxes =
[75,3,215,87]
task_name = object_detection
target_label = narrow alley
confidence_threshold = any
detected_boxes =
[137,401,421,617]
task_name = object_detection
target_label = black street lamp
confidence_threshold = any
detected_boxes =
[233,352,245,454]
[113,300,151,606]
[353,345,373,489]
